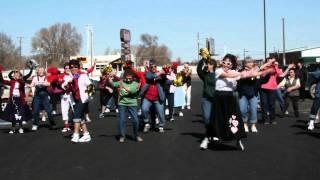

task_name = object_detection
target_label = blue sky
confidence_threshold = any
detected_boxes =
[0,0,319,61]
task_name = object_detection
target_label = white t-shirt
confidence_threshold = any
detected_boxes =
[215,68,240,91]
[12,82,20,97]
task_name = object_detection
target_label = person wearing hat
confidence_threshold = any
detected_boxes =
[68,59,92,143]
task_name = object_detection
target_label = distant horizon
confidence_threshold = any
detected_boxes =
[1,0,319,62]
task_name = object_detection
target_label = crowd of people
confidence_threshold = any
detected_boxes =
[0,58,193,144]
[0,49,317,151]
[196,48,313,151]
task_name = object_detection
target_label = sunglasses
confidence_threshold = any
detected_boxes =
[222,61,232,66]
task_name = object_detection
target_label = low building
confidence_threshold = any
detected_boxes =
[269,47,320,65]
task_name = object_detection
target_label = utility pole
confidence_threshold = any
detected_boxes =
[17,36,23,74]
[86,25,94,67]
[197,32,200,60]
[17,36,23,60]
[263,0,267,61]
[282,18,286,65]
[243,48,248,60]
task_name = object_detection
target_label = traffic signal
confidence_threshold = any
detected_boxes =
[120,29,131,61]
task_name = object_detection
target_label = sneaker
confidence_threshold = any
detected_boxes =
[41,115,46,122]
[181,106,185,110]
[52,110,57,115]
[143,123,150,133]
[99,113,104,119]
[31,125,38,131]
[307,120,315,131]
[200,137,209,150]
[187,106,191,110]
[285,111,289,115]
[271,121,278,125]
[85,115,92,122]
[115,109,119,113]
[61,127,71,133]
[237,140,245,151]
[165,109,169,115]
[18,128,24,134]
[9,130,15,134]
[159,127,164,133]
[128,116,132,119]
[155,118,159,125]
[71,134,80,143]
[244,123,249,133]
[138,110,142,116]
[104,108,110,113]
[22,121,27,125]
[79,134,91,143]
[251,124,258,133]
[170,117,175,122]
[212,137,220,141]
[135,136,143,142]
[119,137,125,143]
[179,112,184,117]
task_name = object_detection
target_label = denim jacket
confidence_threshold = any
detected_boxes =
[139,72,165,103]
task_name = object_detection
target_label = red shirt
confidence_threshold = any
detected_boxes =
[144,84,159,101]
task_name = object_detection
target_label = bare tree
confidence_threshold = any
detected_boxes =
[31,23,82,66]
[135,34,171,66]
[0,32,22,69]
[104,47,120,55]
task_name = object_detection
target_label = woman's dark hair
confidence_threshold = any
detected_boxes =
[222,54,237,70]
[123,69,135,79]
[207,59,217,69]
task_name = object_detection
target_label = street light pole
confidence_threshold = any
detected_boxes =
[282,18,286,65]
[263,0,267,61]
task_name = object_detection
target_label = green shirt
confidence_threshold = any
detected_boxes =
[112,81,139,106]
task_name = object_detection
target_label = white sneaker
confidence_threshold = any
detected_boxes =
[138,110,142,116]
[18,128,24,134]
[307,120,315,131]
[155,118,159,125]
[71,134,80,143]
[251,124,258,133]
[159,127,164,133]
[143,123,150,133]
[244,123,249,133]
[181,106,185,110]
[187,106,191,110]
[212,137,219,141]
[79,134,91,143]
[165,109,169,115]
[200,137,209,150]
[99,113,104,119]
[22,121,27,125]
[104,108,110,113]
[9,130,15,134]
[61,127,71,133]
[237,140,245,151]
[52,110,57,115]
[86,115,92,122]
[41,114,46,121]
[179,112,184,117]
[170,117,175,122]
[285,111,289,115]
[31,125,38,131]
[115,109,119,113]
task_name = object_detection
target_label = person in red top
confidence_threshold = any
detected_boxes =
[0,69,32,134]
[140,62,166,133]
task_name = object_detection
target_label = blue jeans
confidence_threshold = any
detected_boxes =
[32,93,55,126]
[142,98,165,127]
[239,96,258,124]
[73,100,86,123]
[260,89,276,122]
[118,105,139,138]
[275,88,285,113]
[201,98,213,125]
